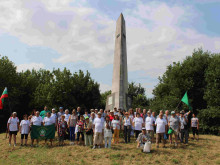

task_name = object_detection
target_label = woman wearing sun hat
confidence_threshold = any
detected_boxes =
[84,116,93,146]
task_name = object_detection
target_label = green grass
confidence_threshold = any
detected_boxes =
[0,134,219,165]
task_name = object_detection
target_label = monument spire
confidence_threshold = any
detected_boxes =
[106,13,130,110]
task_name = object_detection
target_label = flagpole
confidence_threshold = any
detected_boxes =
[8,97,12,115]
[175,100,182,110]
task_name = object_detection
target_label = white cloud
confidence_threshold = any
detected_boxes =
[17,63,45,72]
[0,0,220,97]
[214,41,220,50]
[99,83,111,93]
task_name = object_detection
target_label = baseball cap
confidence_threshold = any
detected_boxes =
[59,107,63,109]
[85,116,89,120]
[142,127,146,130]
[171,111,175,114]
[98,112,101,115]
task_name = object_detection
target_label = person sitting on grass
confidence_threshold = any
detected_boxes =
[43,112,55,146]
[19,114,30,146]
[155,113,167,148]
[7,112,19,147]
[76,115,84,145]
[58,115,67,146]
[137,127,150,149]
[191,113,199,141]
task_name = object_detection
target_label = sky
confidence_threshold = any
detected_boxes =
[0,0,220,98]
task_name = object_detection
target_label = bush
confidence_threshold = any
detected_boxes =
[198,107,220,135]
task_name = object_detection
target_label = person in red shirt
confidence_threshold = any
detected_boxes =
[109,110,114,121]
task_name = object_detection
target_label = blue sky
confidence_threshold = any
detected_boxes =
[0,0,220,97]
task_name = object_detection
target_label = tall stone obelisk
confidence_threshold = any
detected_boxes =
[105,13,130,111]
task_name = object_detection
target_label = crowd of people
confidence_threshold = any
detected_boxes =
[7,106,200,150]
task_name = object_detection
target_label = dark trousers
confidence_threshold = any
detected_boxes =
[69,127,75,141]
[124,126,131,143]
[77,132,84,141]
[181,129,188,143]
[135,130,142,139]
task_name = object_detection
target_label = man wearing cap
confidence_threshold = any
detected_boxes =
[93,112,104,149]
[168,111,180,147]
[57,107,65,122]
[40,106,50,119]
[136,127,150,148]
[155,113,168,148]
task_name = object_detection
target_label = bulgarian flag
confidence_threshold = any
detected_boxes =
[181,91,192,110]
[0,87,8,110]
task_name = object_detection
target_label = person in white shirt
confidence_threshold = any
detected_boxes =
[57,107,64,122]
[93,112,104,149]
[133,113,144,139]
[155,113,168,148]
[104,116,113,148]
[145,111,154,143]
[94,109,98,118]
[43,112,55,146]
[123,112,132,143]
[7,112,19,147]
[19,114,30,146]
[30,111,43,146]
[112,115,121,144]
[64,109,70,122]
[51,108,57,125]
[191,113,199,141]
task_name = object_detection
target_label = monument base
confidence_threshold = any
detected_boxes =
[105,92,131,111]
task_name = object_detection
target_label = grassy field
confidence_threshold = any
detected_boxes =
[0,133,219,165]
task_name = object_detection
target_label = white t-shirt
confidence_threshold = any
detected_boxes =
[145,116,154,131]
[64,114,70,122]
[94,118,104,133]
[133,117,143,131]
[124,118,131,126]
[20,120,30,134]
[43,117,55,126]
[31,116,43,126]
[155,118,167,133]
[191,117,199,127]
[112,120,120,130]
[51,113,57,123]
[8,117,19,131]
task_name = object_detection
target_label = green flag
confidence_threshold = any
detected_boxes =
[181,91,192,110]
[31,125,55,140]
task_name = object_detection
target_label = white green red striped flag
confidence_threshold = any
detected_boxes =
[0,87,8,110]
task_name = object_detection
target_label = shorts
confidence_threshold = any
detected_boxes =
[21,134,28,139]
[192,127,198,135]
[9,131,17,135]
